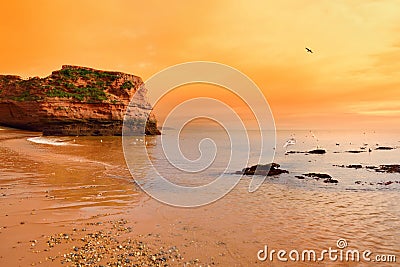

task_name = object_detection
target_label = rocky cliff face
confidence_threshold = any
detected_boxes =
[0,65,160,136]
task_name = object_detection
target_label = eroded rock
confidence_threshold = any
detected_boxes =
[0,65,160,136]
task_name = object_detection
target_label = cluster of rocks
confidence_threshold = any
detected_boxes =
[334,164,400,186]
[237,163,339,184]
[374,164,400,173]
[334,164,400,173]
[236,162,400,186]
[285,149,327,155]
[288,146,396,155]
[237,164,340,183]
[334,164,363,169]
[295,173,338,183]
[355,180,400,186]
[341,146,396,154]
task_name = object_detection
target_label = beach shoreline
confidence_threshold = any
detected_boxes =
[1,128,399,266]
[0,129,234,266]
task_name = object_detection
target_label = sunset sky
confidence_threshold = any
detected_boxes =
[1,0,399,130]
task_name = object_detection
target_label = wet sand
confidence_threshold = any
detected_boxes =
[0,129,228,266]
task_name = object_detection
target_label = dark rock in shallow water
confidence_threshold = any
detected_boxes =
[375,146,394,150]
[377,165,400,173]
[366,166,377,169]
[345,150,366,154]
[303,173,332,179]
[377,181,395,186]
[357,164,400,173]
[308,149,326,154]
[285,150,305,154]
[346,164,363,169]
[286,149,326,155]
[333,164,363,169]
[323,178,338,183]
[333,164,345,168]
[239,163,288,176]
[299,172,339,183]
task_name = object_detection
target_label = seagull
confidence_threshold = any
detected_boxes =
[283,137,296,148]
[305,47,313,53]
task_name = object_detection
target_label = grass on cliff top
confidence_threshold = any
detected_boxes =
[58,67,119,81]
[44,67,124,102]
[1,67,135,102]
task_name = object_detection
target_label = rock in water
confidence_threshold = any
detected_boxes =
[346,164,363,169]
[375,146,394,150]
[239,163,289,176]
[303,173,332,179]
[377,164,400,173]
[0,65,161,136]
[308,149,326,154]
[302,173,339,183]
[323,178,339,183]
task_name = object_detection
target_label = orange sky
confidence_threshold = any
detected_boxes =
[1,0,399,130]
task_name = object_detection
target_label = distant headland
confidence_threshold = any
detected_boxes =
[0,65,160,136]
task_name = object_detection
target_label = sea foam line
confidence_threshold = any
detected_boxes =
[27,136,81,146]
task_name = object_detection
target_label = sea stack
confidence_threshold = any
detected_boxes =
[0,65,161,136]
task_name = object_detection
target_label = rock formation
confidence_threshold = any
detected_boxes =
[302,173,338,183]
[0,65,160,136]
[237,163,289,176]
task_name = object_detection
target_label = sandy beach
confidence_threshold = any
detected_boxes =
[0,129,184,266]
[0,128,259,266]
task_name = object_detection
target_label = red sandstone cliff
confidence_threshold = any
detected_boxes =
[0,65,160,136]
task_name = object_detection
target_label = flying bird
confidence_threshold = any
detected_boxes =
[305,47,313,53]
[283,138,296,148]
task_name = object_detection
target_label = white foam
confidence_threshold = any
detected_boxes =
[27,136,81,146]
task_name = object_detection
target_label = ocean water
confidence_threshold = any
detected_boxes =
[132,128,400,191]
[1,126,399,265]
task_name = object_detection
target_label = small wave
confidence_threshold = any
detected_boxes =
[27,136,81,146]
